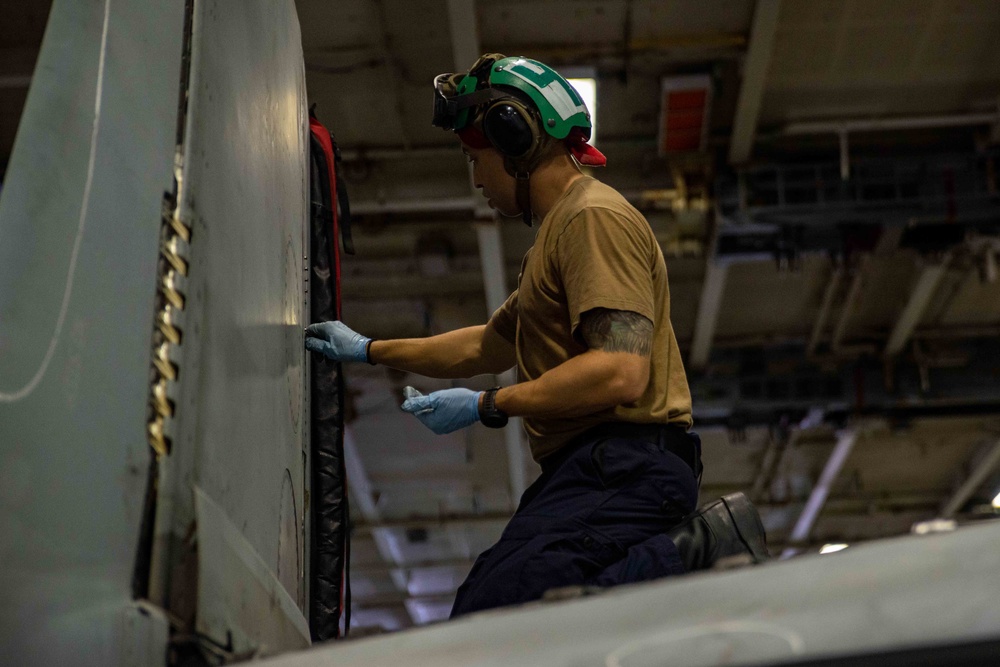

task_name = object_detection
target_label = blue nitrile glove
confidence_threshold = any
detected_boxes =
[305,321,371,362]
[400,386,482,435]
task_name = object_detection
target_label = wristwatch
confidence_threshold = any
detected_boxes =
[479,386,509,429]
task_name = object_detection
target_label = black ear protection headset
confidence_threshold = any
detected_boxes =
[476,90,555,226]
[453,54,557,226]
[480,94,545,166]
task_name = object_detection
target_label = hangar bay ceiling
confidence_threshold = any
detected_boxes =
[2,0,999,638]
[293,0,1000,632]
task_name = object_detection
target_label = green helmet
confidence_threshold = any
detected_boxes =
[432,54,592,143]
[431,54,595,226]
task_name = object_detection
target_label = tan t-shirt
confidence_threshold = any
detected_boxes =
[487,176,692,462]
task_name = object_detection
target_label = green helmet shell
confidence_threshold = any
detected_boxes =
[454,56,592,140]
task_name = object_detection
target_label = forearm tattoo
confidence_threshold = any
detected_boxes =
[579,308,653,356]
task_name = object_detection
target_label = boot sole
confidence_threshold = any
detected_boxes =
[720,492,770,563]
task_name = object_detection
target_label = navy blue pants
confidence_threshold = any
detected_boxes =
[451,423,701,617]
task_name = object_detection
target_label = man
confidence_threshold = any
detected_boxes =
[306,54,768,617]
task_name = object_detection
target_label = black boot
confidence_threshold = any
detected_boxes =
[666,492,770,572]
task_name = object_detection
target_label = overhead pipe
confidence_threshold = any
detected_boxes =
[781,111,999,137]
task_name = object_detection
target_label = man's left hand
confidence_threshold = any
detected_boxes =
[401,386,481,435]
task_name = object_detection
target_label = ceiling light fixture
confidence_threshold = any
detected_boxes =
[819,543,848,554]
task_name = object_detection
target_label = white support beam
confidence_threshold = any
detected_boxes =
[447,2,529,507]
[343,427,411,611]
[689,260,729,370]
[807,265,843,356]
[727,0,782,164]
[475,222,508,313]
[831,259,867,352]
[446,0,480,70]
[884,256,951,356]
[476,222,528,505]
[445,0,480,201]
[782,429,858,559]
[370,0,412,149]
[940,439,1000,518]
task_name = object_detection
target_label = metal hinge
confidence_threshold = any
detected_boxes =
[147,187,191,458]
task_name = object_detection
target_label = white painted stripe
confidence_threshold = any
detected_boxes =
[0,0,112,402]
[506,66,586,122]
[514,59,545,75]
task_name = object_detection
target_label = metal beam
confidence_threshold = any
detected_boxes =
[940,439,1000,518]
[782,428,858,559]
[807,264,844,356]
[689,260,729,370]
[885,255,951,356]
[727,0,782,164]
[749,429,792,503]
[831,257,868,353]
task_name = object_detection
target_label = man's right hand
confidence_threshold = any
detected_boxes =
[305,321,372,363]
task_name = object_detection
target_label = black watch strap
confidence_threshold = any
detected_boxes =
[480,386,509,429]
